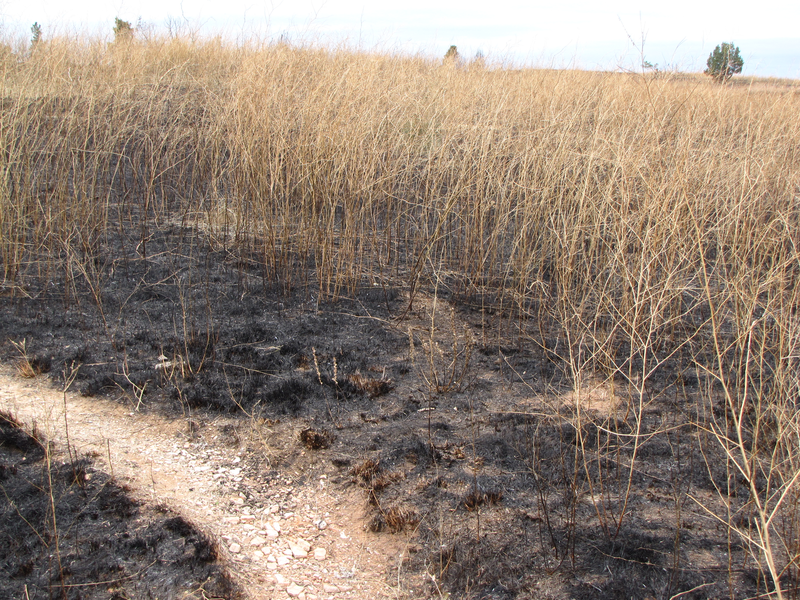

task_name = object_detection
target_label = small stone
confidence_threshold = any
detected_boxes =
[316,519,328,530]
[267,562,278,570]
[338,585,353,592]
[250,536,266,547]
[290,546,308,558]
[267,554,277,563]
[265,524,279,538]
[242,524,255,531]
[272,521,282,532]
[229,542,241,554]
[290,543,308,558]
[224,516,240,524]
[296,539,312,552]
[253,550,264,559]
[287,582,305,597]
[231,497,245,505]
[240,514,255,521]
[313,547,327,561]
[278,555,291,566]
[275,573,289,585]
[323,584,339,594]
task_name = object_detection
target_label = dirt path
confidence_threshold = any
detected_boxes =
[0,366,418,600]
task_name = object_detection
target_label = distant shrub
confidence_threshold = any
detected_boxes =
[30,22,42,49]
[113,18,134,43]
[444,45,459,62]
[705,42,743,83]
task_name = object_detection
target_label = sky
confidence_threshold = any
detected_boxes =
[1,0,799,78]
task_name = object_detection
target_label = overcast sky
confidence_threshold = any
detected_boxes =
[2,0,798,78]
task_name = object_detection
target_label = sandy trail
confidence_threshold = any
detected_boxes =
[0,366,415,600]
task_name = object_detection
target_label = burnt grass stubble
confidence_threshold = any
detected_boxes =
[0,208,771,600]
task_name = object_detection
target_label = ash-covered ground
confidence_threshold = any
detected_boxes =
[0,219,774,599]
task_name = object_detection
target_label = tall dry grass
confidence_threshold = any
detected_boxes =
[2,33,800,596]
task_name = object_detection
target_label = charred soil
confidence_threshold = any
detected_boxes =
[0,218,781,600]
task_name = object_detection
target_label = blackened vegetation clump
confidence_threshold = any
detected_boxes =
[300,427,336,449]
[349,458,417,533]
[0,411,239,600]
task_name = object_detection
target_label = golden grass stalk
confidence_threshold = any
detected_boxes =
[2,32,800,591]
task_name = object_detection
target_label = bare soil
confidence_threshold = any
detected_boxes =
[0,367,417,600]
[0,220,773,599]
[0,401,238,600]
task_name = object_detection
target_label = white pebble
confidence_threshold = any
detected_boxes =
[287,583,304,597]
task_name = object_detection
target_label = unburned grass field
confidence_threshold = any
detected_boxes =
[1,33,800,599]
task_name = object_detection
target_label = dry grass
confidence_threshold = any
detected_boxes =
[299,426,336,449]
[347,370,393,397]
[2,32,800,597]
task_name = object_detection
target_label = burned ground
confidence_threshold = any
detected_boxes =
[0,220,785,600]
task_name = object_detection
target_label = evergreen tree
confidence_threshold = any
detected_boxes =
[704,43,743,83]
[30,22,42,49]
[113,18,134,43]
